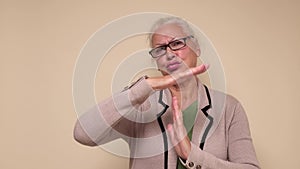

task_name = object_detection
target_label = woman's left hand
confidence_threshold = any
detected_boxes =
[167,96,191,160]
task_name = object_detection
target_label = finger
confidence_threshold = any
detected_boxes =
[169,122,185,143]
[191,64,209,75]
[174,123,187,141]
[168,124,182,153]
[172,64,209,83]
[172,96,180,121]
[167,124,176,144]
[169,124,190,159]
[173,96,185,127]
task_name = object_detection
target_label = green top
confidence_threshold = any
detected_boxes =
[177,100,198,169]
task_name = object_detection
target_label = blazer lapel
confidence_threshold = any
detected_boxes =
[154,82,214,150]
[192,83,214,150]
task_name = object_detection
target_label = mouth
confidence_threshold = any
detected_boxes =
[166,61,181,72]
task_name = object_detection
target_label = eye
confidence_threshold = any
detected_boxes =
[170,40,184,48]
[153,46,166,54]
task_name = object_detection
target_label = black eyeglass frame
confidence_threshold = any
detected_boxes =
[149,35,194,58]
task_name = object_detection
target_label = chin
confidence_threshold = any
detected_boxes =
[159,69,169,76]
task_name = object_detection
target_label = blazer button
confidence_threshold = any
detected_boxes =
[195,165,201,169]
[188,162,194,168]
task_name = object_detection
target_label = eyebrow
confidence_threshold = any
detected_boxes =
[154,37,177,47]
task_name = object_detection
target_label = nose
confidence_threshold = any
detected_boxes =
[165,47,176,60]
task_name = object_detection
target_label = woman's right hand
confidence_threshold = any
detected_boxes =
[146,64,209,90]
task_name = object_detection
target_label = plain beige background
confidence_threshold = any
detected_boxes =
[1,0,299,169]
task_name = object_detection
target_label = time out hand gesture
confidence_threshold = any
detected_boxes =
[146,64,208,90]
[167,96,191,160]
[145,64,208,159]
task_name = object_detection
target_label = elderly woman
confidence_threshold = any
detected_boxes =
[73,17,260,169]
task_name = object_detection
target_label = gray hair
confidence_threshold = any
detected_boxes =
[148,17,198,47]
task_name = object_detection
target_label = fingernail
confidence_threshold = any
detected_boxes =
[204,64,210,69]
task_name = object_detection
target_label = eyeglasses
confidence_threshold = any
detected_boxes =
[149,35,194,58]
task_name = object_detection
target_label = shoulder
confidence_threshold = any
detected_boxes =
[206,87,247,124]
[207,87,240,108]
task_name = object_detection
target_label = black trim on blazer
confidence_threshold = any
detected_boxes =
[200,85,214,150]
[157,117,168,169]
[157,90,169,169]
[157,90,169,117]
[156,85,213,167]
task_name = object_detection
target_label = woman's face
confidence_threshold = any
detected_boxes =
[151,23,200,75]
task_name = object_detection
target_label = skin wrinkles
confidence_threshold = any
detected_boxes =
[151,24,200,76]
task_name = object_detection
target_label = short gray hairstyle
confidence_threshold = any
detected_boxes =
[148,17,198,47]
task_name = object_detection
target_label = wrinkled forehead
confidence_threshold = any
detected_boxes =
[151,23,188,45]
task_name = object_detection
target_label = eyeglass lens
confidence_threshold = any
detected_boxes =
[151,38,186,58]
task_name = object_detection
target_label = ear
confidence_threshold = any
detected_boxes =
[190,38,201,57]
[196,47,201,57]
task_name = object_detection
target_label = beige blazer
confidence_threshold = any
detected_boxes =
[78,77,260,169]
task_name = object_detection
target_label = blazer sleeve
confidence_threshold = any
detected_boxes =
[184,101,260,169]
[76,77,155,145]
